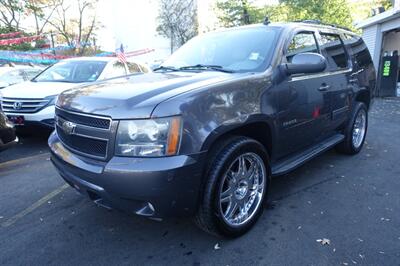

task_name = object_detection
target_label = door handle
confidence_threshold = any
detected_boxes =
[318,84,330,91]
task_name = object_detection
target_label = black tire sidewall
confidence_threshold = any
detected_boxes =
[210,138,270,237]
[349,103,368,153]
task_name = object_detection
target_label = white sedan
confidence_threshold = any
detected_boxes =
[0,57,150,127]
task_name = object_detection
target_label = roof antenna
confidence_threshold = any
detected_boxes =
[263,16,270,25]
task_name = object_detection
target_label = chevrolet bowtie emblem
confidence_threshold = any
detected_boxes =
[62,121,76,135]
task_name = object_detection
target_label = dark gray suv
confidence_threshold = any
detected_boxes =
[49,21,376,237]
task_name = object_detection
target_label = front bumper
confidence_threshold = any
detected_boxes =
[5,105,55,127]
[48,131,206,218]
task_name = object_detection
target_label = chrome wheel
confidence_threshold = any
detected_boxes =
[219,152,266,227]
[352,109,367,149]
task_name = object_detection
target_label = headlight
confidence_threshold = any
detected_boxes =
[115,116,182,157]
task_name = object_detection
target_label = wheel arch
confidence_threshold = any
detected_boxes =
[354,88,371,110]
[200,116,275,159]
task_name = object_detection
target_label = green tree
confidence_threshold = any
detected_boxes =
[281,0,353,29]
[0,26,38,51]
[215,0,264,27]
[216,0,355,29]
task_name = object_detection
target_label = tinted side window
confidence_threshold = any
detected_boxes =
[286,32,319,63]
[319,33,348,70]
[343,34,373,69]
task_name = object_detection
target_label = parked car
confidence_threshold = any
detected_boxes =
[0,57,150,128]
[49,21,376,237]
[0,65,43,89]
[0,109,17,151]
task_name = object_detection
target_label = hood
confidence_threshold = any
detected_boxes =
[1,81,82,99]
[57,71,242,119]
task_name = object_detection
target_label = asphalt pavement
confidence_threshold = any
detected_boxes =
[0,98,399,266]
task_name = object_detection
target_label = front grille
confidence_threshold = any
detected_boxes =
[57,125,108,157]
[56,108,111,129]
[1,97,50,113]
[55,108,113,159]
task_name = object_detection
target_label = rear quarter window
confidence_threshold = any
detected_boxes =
[343,34,373,69]
[319,33,349,70]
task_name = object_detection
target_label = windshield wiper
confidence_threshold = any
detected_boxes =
[179,64,235,73]
[153,66,179,72]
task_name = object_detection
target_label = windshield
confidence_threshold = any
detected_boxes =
[0,69,24,85]
[161,26,281,73]
[33,60,107,83]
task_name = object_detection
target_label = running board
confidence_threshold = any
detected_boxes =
[271,134,345,176]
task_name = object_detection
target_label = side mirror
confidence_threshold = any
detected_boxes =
[284,52,327,75]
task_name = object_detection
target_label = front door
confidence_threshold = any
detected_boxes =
[276,31,331,159]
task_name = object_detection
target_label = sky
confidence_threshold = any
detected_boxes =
[19,0,252,63]
[96,0,170,63]
[20,0,384,64]
[95,0,279,63]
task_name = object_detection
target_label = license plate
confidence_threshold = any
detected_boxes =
[7,115,25,125]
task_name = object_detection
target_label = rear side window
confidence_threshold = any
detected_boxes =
[319,33,349,70]
[343,34,373,69]
[286,32,319,63]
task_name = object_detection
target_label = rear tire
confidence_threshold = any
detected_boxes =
[336,102,368,155]
[195,136,270,237]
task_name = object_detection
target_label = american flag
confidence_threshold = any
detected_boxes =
[116,44,127,63]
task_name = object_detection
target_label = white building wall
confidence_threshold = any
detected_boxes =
[362,24,383,69]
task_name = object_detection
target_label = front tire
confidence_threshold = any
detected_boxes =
[336,102,368,155]
[195,136,270,237]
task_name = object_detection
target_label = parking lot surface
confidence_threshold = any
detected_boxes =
[0,98,399,266]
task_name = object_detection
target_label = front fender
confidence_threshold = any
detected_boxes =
[151,72,277,155]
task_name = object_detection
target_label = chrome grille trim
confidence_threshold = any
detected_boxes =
[55,107,113,160]
[1,97,50,113]
[55,106,112,130]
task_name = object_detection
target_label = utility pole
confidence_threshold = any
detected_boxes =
[50,31,56,55]
[170,28,174,54]
[242,0,250,25]
[93,37,97,53]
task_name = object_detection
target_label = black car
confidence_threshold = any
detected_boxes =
[0,110,17,151]
[49,21,376,237]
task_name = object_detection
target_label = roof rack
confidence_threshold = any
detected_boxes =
[295,19,352,32]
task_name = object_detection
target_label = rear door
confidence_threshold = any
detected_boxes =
[343,34,376,98]
[317,32,352,132]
